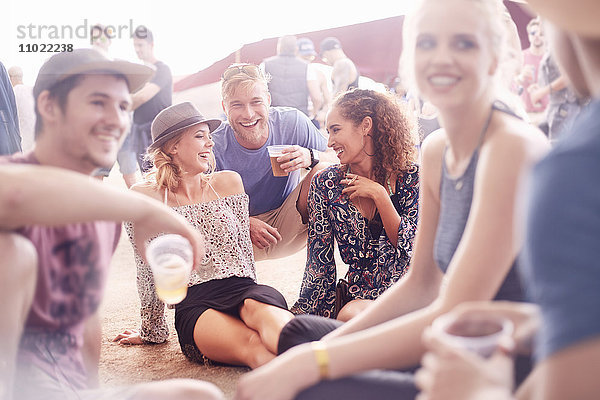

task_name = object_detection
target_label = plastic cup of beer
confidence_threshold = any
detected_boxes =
[267,145,290,177]
[431,313,514,358]
[146,234,193,304]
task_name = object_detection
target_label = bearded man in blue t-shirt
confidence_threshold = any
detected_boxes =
[213,63,329,261]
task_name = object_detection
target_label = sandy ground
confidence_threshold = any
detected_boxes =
[97,169,344,399]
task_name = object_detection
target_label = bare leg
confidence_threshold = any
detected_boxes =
[193,309,275,369]
[0,233,37,400]
[239,299,294,354]
[296,163,328,224]
[336,299,374,322]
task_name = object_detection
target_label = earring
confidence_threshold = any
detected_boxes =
[361,134,375,157]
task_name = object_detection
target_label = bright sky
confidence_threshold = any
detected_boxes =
[2,0,413,86]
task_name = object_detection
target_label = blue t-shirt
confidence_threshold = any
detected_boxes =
[212,107,327,215]
[520,99,600,361]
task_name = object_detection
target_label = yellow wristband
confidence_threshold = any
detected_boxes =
[311,341,329,380]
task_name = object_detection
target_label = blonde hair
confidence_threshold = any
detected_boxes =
[144,126,216,193]
[221,64,271,102]
[399,0,507,98]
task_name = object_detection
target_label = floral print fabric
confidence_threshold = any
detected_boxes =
[292,164,419,317]
[125,193,255,343]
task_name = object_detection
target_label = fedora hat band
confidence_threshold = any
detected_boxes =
[153,115,206,143]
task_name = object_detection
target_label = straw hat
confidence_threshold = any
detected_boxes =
[149,102,221,151]
[34,48,154,99]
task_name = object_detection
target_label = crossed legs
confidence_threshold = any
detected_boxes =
[192,299,293,369]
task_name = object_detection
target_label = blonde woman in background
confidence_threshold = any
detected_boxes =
[235,0,549,398]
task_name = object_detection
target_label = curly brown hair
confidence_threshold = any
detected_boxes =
[332,88,418,184]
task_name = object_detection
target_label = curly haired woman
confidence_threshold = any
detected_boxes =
[290,88,420,320]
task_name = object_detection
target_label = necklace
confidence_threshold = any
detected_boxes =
[386,175,394,196]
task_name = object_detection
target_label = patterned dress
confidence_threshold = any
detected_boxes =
[125,193,256,343]
[292,164,420,317]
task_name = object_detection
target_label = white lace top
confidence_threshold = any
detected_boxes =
[125,193,256,343]
[175,193,256,284]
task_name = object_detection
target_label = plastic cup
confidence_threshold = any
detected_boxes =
[431,313,514,358]
[267,145,290,177]
[146,234,193,304]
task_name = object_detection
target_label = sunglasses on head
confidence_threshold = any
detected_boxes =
[222,63,262,81]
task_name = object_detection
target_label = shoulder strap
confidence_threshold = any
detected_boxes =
[475,105,495,151]
[492,100,522,120]
[204,177,222,199]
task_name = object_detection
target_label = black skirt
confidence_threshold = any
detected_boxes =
[174,276,288,365]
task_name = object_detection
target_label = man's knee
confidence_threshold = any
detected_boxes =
[298,164,328,221]
[298,165,325,198]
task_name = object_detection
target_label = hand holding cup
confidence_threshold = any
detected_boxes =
[146,234,193,304]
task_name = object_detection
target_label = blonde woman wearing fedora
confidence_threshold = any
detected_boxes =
[114,102,293,368]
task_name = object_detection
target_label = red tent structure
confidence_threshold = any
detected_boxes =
[174,15,405,92]
[174,1,533,93]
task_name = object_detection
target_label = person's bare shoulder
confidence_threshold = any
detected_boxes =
[484,113,550,164]
[211,170,245,197]
[333,58,356,76]
[130,181,163,202]
[421,128,447,173]
[420,128,447,200]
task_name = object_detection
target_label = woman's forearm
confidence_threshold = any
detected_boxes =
[326,299,451,377]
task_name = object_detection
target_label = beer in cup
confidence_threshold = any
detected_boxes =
[146,234,193,304]
[267,145,290,177]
